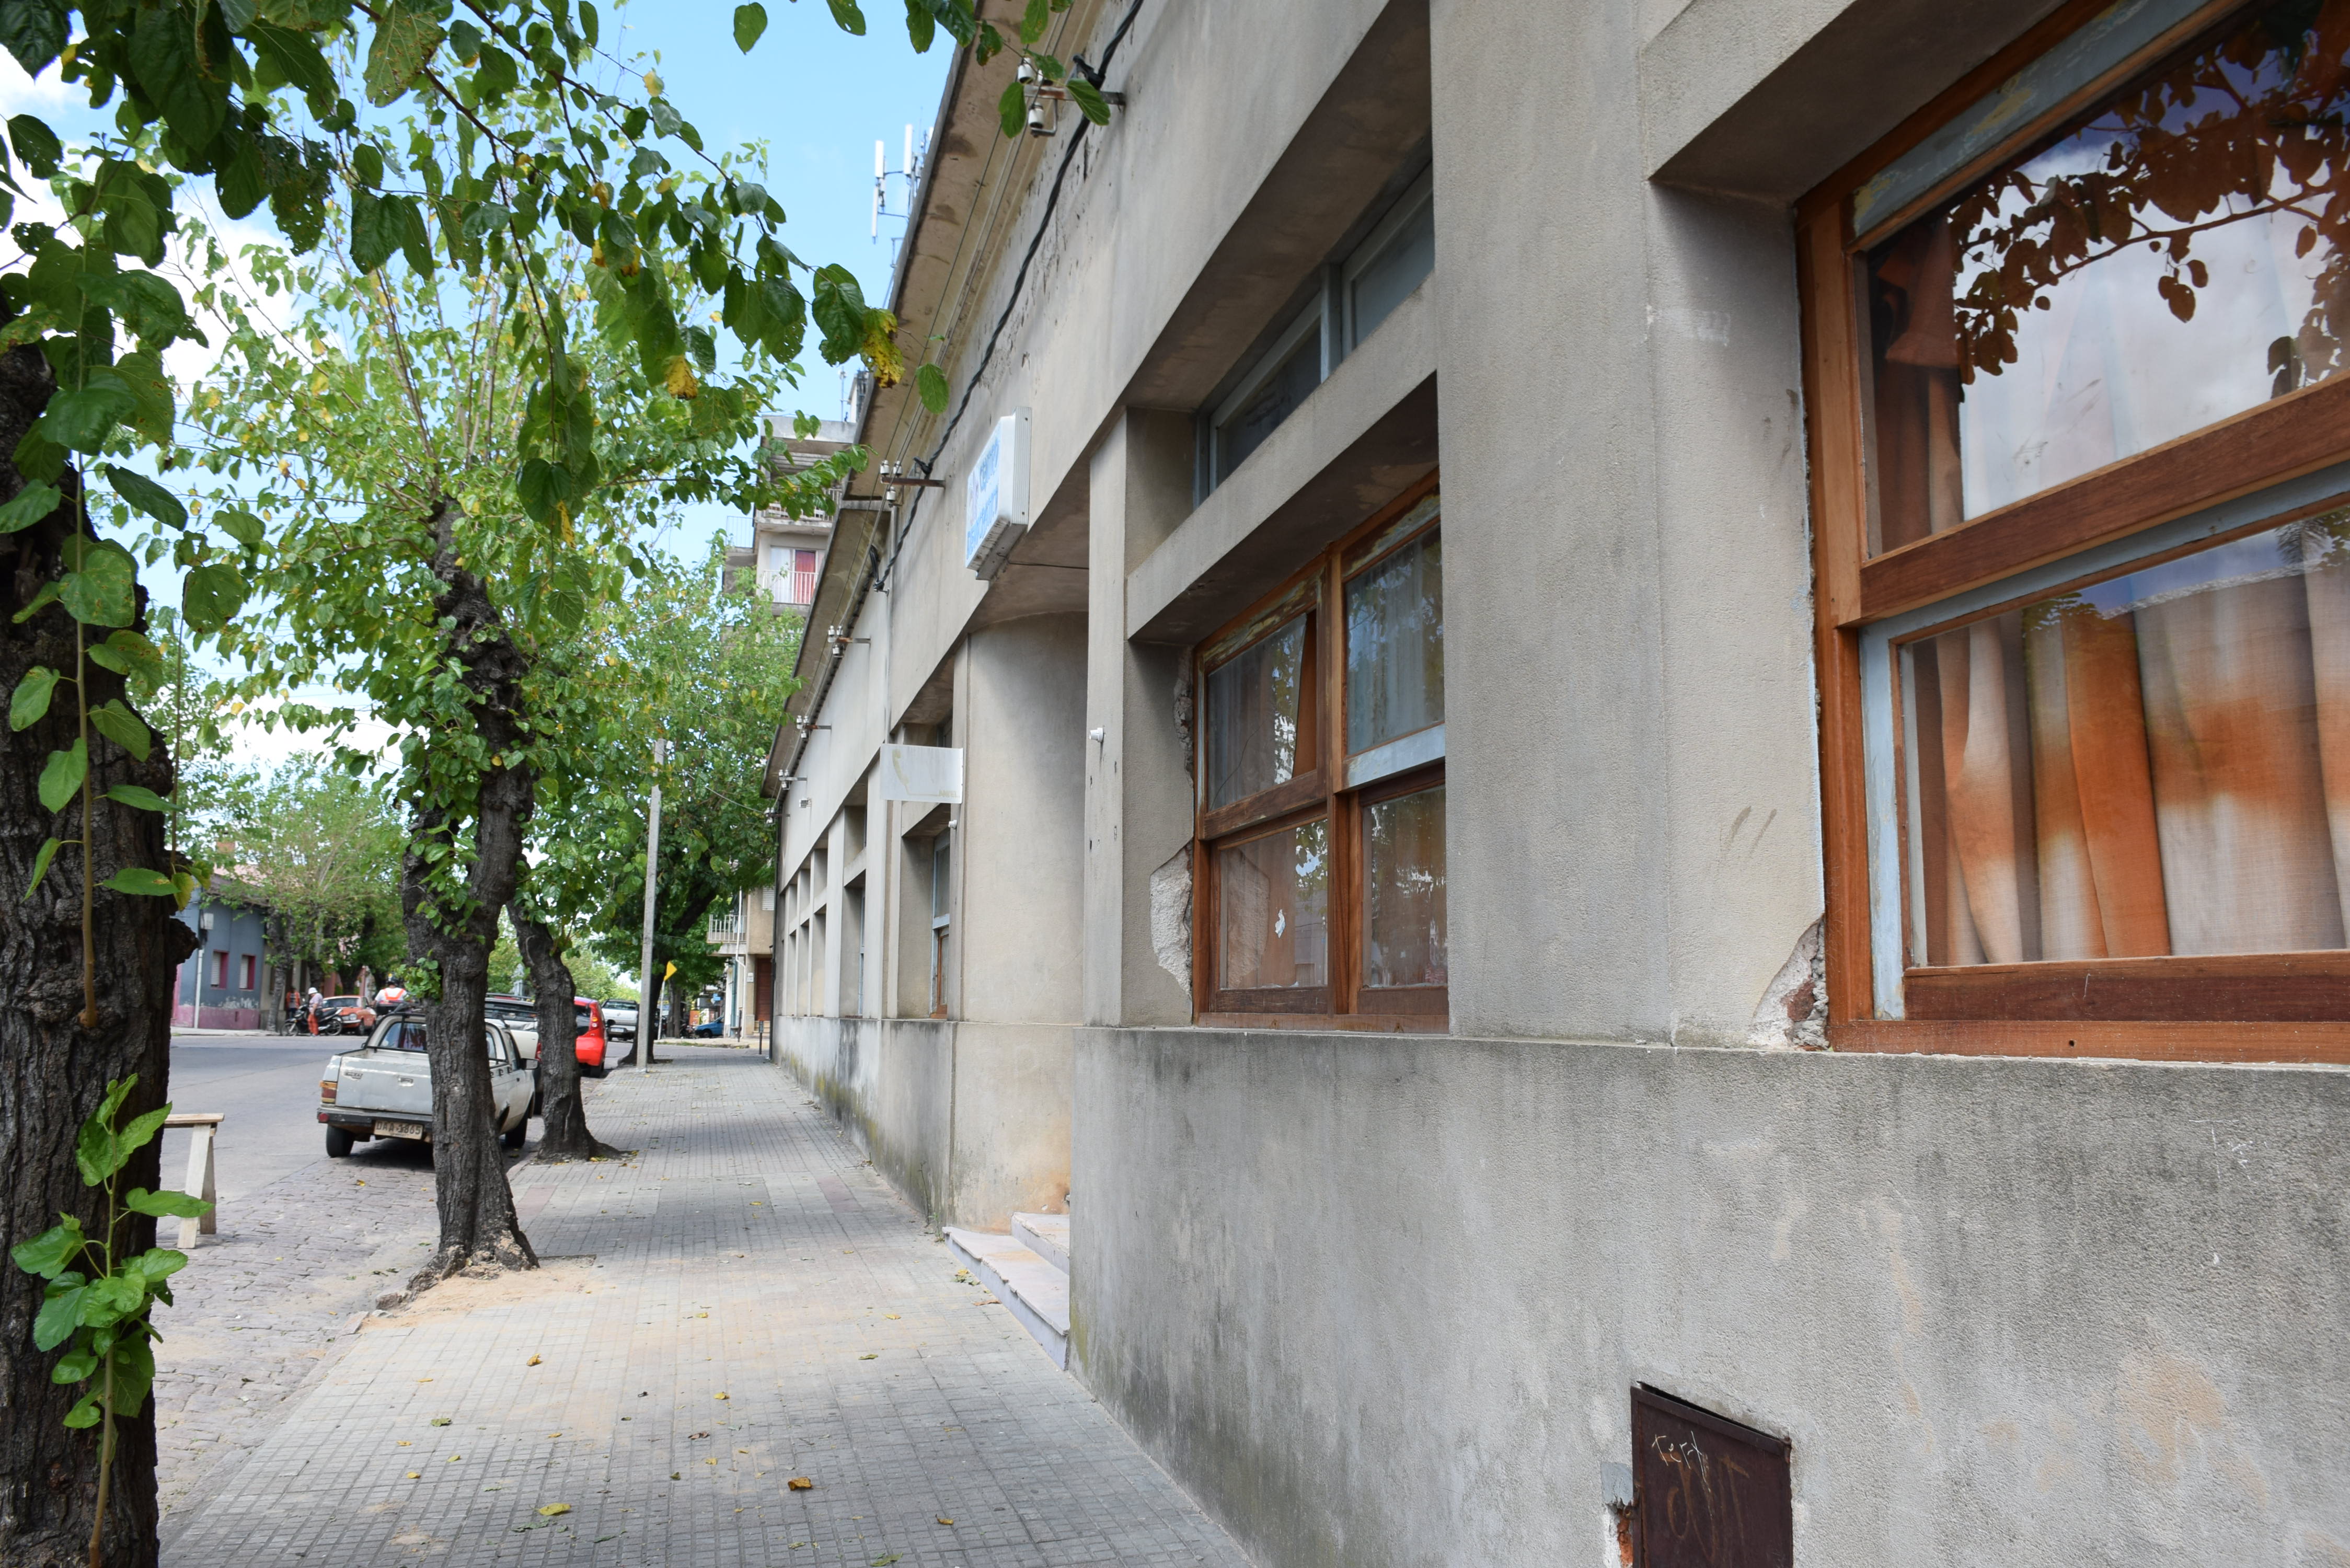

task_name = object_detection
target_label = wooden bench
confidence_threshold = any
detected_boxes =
[163,1113,222,1248]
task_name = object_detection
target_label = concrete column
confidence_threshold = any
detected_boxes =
[1084,408,1199,1027]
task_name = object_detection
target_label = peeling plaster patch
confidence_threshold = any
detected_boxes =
[1750,917,1826,1048]
[1150,848,1192,986]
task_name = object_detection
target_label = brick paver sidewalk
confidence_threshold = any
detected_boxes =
[160,1047,1250,1567]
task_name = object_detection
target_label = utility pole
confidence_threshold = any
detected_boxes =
[635,738,666,1070]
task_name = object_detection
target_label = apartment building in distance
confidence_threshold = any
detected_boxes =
[764,0,2350,1560]
[725,414,859,614]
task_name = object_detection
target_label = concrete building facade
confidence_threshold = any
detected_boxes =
[767,0,2350,1560]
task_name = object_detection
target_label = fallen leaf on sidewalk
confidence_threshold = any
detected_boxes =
[872,1555,902,1565]
[430,1417,451,1426]
[527,1354,542,1366]
[787,1477,814,1490]
[884,1312,900,1320]
[936,1516,954,1526]
[537,1504,571,1517]
[397,1441,411,1447]
[670,1472,682,1481]
[858,1353,878,1360]
[688,1431,710,1440]
[447,1455,463,1463]
[405,1472,420,1480]
[715,1392,729,1400]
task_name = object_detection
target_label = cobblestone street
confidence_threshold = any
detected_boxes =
[156,1047,1249,1567]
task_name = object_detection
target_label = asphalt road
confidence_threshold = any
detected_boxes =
[158,1031,431,1202]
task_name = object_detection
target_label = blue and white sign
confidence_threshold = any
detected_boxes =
[964,408,1031,580]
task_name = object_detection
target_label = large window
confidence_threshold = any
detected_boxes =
[1195,478,1445,1024]
[1801,0,2350,1060]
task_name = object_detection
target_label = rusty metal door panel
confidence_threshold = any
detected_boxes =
[1631,1385,1794,1568]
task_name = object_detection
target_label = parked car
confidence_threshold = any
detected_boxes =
[315,995,376,1035]
[569,998,614,1076]
[317,1013,533,1156]
[484,994,542,1058]
[688,1019,723,1038]
[603,1000,639,1046]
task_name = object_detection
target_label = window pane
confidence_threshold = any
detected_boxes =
[1216,819,1329,990]
[1207,615,1310,806]
[1218,334,1320,477]
[1865,2,2350,548]
[1364,785,1446,987]
[1351,194,1435,347]
[1900,513,2350,965]
[1346,532,1443,753]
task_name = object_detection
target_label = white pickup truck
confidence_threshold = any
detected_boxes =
[317,1012,535,1157]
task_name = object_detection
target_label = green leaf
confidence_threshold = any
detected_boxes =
[76,1273,144,1329]
[118,1104,168,1154]
[216,509,265,549]
[0,2,67,76]
[916,362,950,415]
[52,1346,98,1383]
[902,0,935,52]
[129,6,228,148]
[350,189,401,273]
[90,700,152,762]
[111,352,176,447]
[62,1391,100,1428]
[126,1189,208,1219]
[1018,0,1049,43]
[181,564,248,630]
[34,384,137,454]
[827,0,867,34]
[81,274,195,353]
[998,76,1026,140]
[24,835,60,896]
[1068,76,1111,125]
[89,630,163,695]
[38,740,84,814]
[0,482,60,534]
[33,1285,84,1351]
[103,867,180,898]
[351,142,384,190]
[365,0,444,107]
[11,581,58,624]
[103,465,187,531]
[59,540,137,628]
[103,785,170,813]
[109,1334,156,1415]
[10,1218,83,1280]
[733,3,768,51]
[10,666,58,730]
[811,265,868,363]
[7,113,60,178]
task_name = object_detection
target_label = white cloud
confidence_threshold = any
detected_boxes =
[0,54,68,118]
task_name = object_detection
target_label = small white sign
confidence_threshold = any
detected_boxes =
[964,408,1031,580]
[877,744,964,804]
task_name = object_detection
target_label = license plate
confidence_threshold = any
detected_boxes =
[374,1119,427,1140]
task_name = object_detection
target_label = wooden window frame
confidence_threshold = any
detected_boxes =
[1798,0,2350,1064]
[1193,471,1447,1031]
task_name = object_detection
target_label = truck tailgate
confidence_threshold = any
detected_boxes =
[333,1050,434,1121]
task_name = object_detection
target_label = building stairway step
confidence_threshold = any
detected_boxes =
[1010,1212,1069,1273]
[942,1225,1069,1369]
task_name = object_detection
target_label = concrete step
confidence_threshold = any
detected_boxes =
[942,1226,1069,1370]
[1010,1212,1069,1273]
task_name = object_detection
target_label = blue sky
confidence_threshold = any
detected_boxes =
[607,0,952,561]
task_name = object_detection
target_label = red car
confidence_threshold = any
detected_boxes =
[571,998,614,1076]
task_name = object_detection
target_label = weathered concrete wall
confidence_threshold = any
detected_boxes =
[949,1021,1076,1226]
[1073,1029,2350,1566]
[777,1016,1074,1229]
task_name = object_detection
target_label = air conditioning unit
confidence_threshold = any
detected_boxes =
[964,408,1031,580]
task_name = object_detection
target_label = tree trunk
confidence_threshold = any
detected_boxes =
[510,910,614,1160]
[396,509,537,1295]
[0,332,194,1567]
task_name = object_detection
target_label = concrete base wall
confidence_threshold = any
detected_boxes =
[778,1015,1074,1229]
[1072,1028,2350,1567]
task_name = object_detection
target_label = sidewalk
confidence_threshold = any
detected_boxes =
[159,1046,1249,1567]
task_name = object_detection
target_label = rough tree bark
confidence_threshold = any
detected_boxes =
[509,910,615,1160]
[396,504,537,1295]
[0,331,194,1566]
